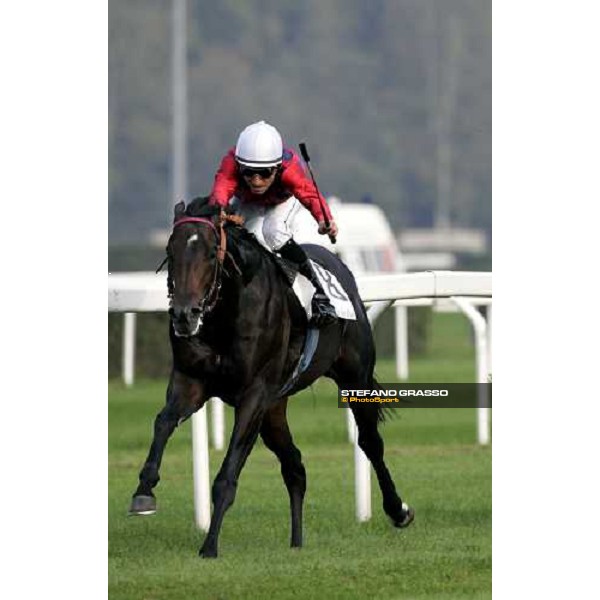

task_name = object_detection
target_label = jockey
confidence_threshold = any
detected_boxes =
[209,120,338,327]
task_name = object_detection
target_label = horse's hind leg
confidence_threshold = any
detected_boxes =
[129,369,205,516]
[330,336,414,528]
[260,398,306,548]
[349,399,414,527]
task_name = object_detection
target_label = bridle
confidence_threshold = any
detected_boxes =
[167,211,244,320]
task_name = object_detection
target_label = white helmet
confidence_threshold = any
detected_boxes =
[235,121,283,168]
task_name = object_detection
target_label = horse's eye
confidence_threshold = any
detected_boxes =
[191,307,202,316]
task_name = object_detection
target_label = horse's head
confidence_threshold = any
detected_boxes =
[167,201,221,338]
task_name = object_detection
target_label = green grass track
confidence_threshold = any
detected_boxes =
[109,313,491,599]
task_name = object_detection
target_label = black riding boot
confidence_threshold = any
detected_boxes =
[278,239,337,327]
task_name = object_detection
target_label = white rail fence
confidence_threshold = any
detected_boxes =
[109,270,492,530]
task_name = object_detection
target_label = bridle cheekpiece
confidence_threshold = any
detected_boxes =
[168,211,244,320]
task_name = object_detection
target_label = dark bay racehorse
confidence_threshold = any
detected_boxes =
[129,197,414,557]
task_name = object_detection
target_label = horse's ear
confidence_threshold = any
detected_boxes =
[173,201,186,222]
[186,195,218,218]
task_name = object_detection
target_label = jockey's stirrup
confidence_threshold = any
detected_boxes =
[298,259,337,327]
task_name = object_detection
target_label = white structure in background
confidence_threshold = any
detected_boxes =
[399,227,487,255]
[402,252,456,271]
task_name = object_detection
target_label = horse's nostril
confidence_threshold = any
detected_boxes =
[191,307,202,316]
[169,306,186,321]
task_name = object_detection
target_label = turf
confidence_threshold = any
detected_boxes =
[109,313,491,599]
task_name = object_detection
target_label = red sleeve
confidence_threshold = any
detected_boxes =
[280,151,333,223]
[209,148,239,207]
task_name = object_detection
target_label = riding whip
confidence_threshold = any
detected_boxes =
[299,142,336,244]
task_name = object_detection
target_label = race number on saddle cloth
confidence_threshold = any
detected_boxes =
[292,256,356,322]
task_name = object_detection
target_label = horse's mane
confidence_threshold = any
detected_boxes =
[180,195,284,283]
[184,196,221,219]
[187,196,275,252]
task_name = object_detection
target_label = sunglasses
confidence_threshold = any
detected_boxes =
[240,167,277,179]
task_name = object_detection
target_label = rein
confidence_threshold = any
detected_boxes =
[168,212,244,317]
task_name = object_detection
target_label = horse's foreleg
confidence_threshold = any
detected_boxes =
[260,399,306,548]
[351,403,415,528]
[130,369,205,515]
[199,387,266,558]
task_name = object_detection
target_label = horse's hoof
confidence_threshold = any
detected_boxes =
[199,544,218,559]
[128,495,157,516]
[393,502,415,529]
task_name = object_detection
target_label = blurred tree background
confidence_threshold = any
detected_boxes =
[108,0,491,246]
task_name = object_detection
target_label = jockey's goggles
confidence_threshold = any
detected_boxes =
[239,166,277,179]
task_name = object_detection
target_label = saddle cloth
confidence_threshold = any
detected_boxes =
[292,260,356,321]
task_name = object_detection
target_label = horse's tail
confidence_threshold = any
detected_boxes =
[370,375,396,424]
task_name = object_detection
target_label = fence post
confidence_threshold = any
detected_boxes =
[122,312,136,387]
[210,398,225,450]
[395,304,409,379]
[451,297,490,445]
[352,416,372,521]
[192,407,211,531]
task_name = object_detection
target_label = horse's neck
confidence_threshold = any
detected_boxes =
[228,233,289,306]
